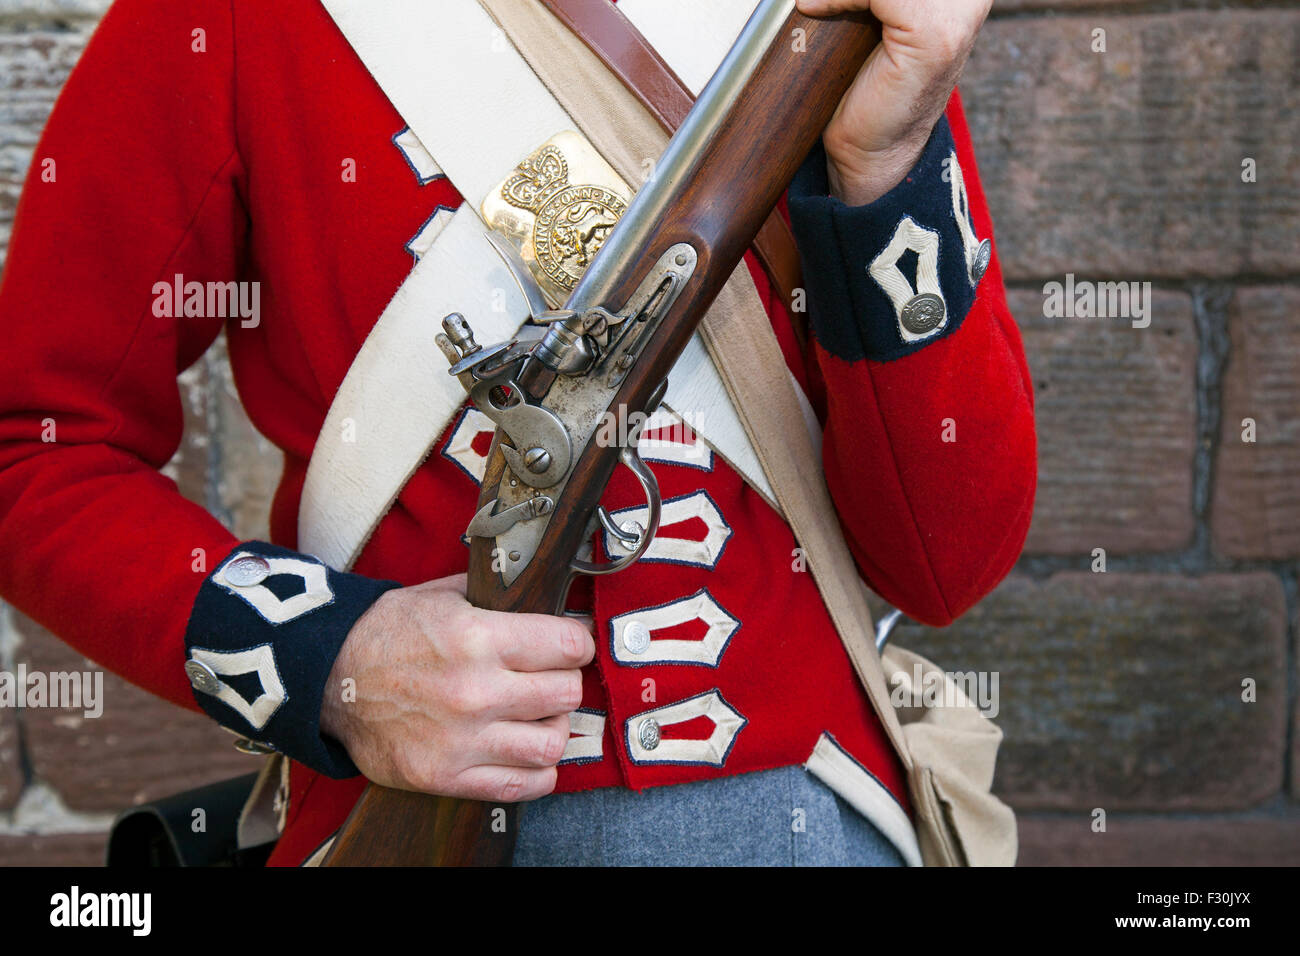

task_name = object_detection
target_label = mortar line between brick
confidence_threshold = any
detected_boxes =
[988,0,1300,21]
[1015,553,1300,575]
[1190,283,1233,554]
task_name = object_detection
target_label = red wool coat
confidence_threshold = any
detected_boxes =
[0,0,1035,865]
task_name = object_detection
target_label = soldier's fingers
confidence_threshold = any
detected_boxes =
[453,764,558,804]
[476,715,570,769]
[796,0,872,15]
[490,669,584,720]
[490,612,595,671]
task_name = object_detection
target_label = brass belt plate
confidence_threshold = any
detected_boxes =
[481,130,632,308]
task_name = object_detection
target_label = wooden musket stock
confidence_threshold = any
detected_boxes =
[324,4,878,867]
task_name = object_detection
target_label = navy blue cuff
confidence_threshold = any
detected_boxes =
[182,542,401,778]
[787,116,991,363]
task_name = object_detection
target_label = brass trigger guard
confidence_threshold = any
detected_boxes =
[570,444,661,577]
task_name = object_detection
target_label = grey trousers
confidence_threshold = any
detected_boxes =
[513,764,906,866]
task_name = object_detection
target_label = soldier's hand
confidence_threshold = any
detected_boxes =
[797,0,992,205]
[319,573,594,802]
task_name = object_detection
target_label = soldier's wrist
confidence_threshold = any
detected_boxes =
[825,129,930,207]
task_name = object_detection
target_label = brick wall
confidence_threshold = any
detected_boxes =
[1,0,1297,865]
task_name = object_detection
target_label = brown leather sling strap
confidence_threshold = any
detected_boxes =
[540,0,809,344]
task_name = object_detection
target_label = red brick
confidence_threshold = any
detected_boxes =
[893,572,1288,811]
[1018,813,1300,866]
[1011,288,1198,554]
[962,12,1300,280]
[1212,287,1300,559]
[0,830,106,866]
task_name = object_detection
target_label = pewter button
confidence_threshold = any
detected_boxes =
[623,621,652,655]
[972,237,992,284]
[638,718,661,751]
[900,293,945,335]
[616,521,644,553]
[185,659,222,696]
[224,555,270,588]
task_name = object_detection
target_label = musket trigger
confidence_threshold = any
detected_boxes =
[570,449,661,577]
